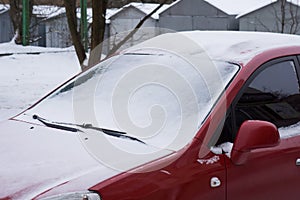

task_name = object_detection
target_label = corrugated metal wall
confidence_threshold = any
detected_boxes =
[159,0,239,31]
[0,11,14,43]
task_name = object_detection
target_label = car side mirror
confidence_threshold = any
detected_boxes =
[231,120,280,165]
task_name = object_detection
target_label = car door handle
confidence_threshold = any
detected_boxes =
[296,159,300,166]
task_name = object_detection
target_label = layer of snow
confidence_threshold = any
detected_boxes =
[180,31,300,65]
[0,40,74,55]
[279,122,300,139]
[0,120,118,200]
[32,5,65,19]
[109,3,171,20]
[197,155,220,165]
[164,0,275,16]
[211,142,233,158]
[0,4,9,14]
[205,0,273,15]
[18,45,238,152]
[165,0,300,17]
[0,42,80,121]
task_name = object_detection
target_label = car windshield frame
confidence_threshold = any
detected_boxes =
[17,49,240,151]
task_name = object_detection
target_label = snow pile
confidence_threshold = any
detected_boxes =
[0,41,74,55]
[0,42,80,121]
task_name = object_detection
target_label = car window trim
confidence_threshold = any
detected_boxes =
[231,56,300,136]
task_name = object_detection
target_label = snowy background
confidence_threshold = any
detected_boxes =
[0,41,80,121]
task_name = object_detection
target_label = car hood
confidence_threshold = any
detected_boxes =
[0,119,173,199]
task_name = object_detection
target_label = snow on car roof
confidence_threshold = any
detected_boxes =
[131,31,300,65]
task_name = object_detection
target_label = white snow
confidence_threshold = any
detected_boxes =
[197,155,220,165]
[180,31,300,65]
[205,0,273,16]
[279,122,300,139]
[0,4,9,14]
[0,40,75,54]
[166,0,276,16]
[0,42,81,121]
[167,0,300,18]
[211,142,233,158]
[32,5,65,19]
[17,42,238,154]
[108,3,171,20]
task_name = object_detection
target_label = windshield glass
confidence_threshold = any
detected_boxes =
[17,48,239,151]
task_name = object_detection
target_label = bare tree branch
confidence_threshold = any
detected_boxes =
[280,0,286,33]
[107,0,167,56]
[255,16,272,32]
[64,0,86,67]
[259,0,300,34]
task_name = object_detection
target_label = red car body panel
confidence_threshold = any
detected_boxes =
[88,46,300,199]
[90,142,226,200]
[226,135,300,200]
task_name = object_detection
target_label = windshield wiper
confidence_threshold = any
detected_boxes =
[33,114,145,144]
[33,114,81,132]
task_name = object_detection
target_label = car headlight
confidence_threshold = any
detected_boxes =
[38,191,101,200]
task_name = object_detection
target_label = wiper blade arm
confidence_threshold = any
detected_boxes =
[78,124,146,144]
[32,114,146,144]
[33,114,81,132]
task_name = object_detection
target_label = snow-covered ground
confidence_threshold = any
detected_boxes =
[0,42,81,121]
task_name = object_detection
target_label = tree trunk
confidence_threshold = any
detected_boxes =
[64,0,87,68]
[9,0,23,44]
[88,0,108,67]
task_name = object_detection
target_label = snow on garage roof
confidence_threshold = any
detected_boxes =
[32,5,65,19]
[204,0,274,15]
[108,3,171,20]
[0,4,9,14]
[130,31,300,65]
[161,0,278,16]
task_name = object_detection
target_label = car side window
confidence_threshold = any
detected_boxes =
[235,60,300,138]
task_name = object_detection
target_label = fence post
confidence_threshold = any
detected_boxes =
[80,0,88,52]
[22,0,29,46]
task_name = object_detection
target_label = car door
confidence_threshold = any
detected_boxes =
[222,57,300,200]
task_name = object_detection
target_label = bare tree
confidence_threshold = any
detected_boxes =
[254,0,300,34]
[64,0,86,66]
[8,0,34,44]
[107,0,167,56]
[64,0,167,70]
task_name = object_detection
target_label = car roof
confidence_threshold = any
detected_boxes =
[131,31,300,66]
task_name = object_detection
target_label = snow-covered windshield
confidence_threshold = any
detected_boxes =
[19,49,239,151]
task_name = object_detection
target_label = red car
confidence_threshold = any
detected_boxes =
[1,31,300,200]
